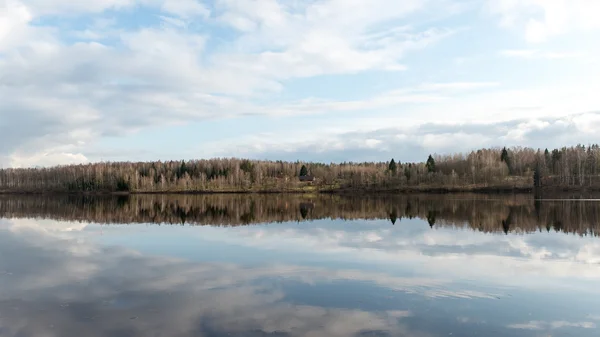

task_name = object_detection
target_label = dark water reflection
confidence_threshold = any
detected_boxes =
[2,193,600,235]
[1,194,600,336]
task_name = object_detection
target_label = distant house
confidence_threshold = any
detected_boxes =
[299,175,315,182]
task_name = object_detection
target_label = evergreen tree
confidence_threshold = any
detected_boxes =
[501,147,513,174]
[240,160,254,174]
[551,149,562,175]
[426,155,436,173]
[533,164,542,188]
[544,148,551,172]
[177,160,187,179]
[501,147,509,163]
[388,159,397,174]
[299,165,308,177]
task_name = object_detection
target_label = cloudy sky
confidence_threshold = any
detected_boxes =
[1,0,600,167]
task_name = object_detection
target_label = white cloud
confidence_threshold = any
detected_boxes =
[161,0,210,19]
[159,15,188,27]
[71,29,105,40]
[418,82,500,91]
[508,320,596,330]
[0,0,34,51]
[8,151,89,168]
[18,0,138,16]
[500,49,582,59]
[211,0,457,78]
[197,112,600,163]
[0,0,466,167]
[487,0,600,42]
[16,0,207,18]
[239,81,501,118]
[212,27,455,79]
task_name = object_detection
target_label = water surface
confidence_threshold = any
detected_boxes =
[1,194,599,337]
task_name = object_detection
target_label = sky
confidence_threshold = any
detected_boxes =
[1,0,600,168]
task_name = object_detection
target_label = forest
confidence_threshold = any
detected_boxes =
[1,193,598,236]
[1,145,600,193]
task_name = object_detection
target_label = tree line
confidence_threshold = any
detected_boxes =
[1,193,599,236]
[1,145,600,193]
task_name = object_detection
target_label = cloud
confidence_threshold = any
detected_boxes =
[487,0,600,42]
[500,49,583,59]
[418,82,500,91]
[508,320,596,330]
[0,0,465,167]
[161,0,210,19]
[10,152,89,168]
[18,0,138,16]
[256,81,497,117]
[0,0,36,52]
[212,12,456,79]
[199,112,600,163]
[15,0,205,18]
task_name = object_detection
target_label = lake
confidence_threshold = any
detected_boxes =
[1,193,599,337]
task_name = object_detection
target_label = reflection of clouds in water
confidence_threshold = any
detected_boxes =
[6,218,90,233]
[0,223,496,301]
[0,224,497,337]
[508,320,597,330]
[213,222,600,285]
[1,217,599,336]
[7,215,600,287]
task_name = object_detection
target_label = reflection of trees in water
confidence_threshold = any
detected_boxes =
[389,209,398,225]
[1,194,600,236]
[299,202,314,220]
[300,207,309,219]
[502,209,514,235]
[427,210,437,228]
[239,200,256,224]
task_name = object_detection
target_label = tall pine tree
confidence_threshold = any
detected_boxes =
[426,155,436,173]
[299,165,308,177]
[388,159,397,174]
[501,147,512,175]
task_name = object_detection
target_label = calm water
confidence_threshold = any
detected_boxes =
[1,194,600,337]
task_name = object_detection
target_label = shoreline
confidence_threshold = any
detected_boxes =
[2,185,600,196]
